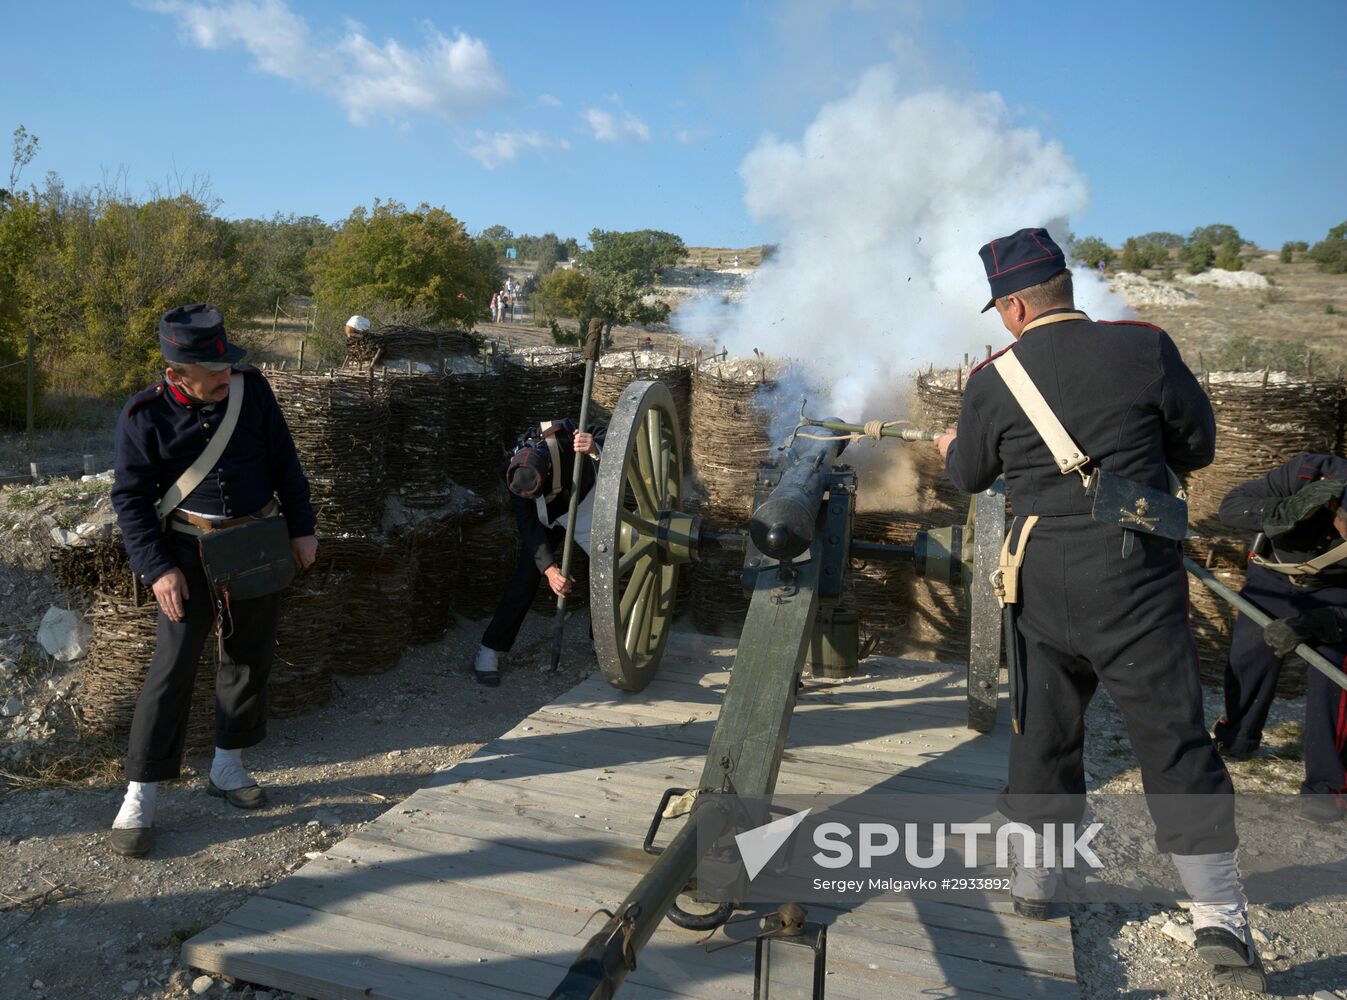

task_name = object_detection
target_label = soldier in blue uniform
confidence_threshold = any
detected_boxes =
[108,304,317,858]
[473,419,603,685]
[1216,453,1347,823]
[935,229,1265,991]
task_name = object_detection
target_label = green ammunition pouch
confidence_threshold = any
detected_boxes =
[1085,468,1190,541]
[195,514,295,602]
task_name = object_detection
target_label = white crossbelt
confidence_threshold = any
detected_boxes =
[154,374,245,521]
[992,348,1090,479]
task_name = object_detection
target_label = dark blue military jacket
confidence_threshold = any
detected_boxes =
[507,419,606,574]
[1220,452,1347,587]
[946,310,1216,514]
[111,366,316,585]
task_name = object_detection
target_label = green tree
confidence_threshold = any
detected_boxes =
[230,213,334,312]
[533,232,565,276]
[1308,221,1347,274]
[0,186,40,426]
[1137,231,1185,250]
[1280,241,1295,263]
[309,199,500,333]
[1181,238,1215,275]
[578,229,686,330]
[1120,237,1144,272]
[1190,224,1242,252]
[480,224,513,242]
[534,267,590,320]
[1213,242,1243,271]
[1293,240,1309,252]
[1070,236,1114,270]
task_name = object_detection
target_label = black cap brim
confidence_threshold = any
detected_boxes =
[981,298,996,313]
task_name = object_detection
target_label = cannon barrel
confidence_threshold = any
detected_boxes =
[749,431,847,561]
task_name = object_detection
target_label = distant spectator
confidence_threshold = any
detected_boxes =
[344,315,371,338]
[490,292,500,324]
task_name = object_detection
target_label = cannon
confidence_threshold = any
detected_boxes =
[552,380,1007,999]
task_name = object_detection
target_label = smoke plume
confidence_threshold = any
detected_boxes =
[675,65,1128,425]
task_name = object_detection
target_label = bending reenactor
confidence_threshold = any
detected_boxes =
[935,229,1265,991]
[108,304,317,858]
[473,418,604,686]
[1215,453,1347,824]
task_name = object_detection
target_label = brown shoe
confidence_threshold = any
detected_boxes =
[109,826,154,858]
[207,779,268,809]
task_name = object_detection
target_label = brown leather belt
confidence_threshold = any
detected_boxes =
[170,499,278,534]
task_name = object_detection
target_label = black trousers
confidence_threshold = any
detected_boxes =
[999,515,1236,855]
[124,533,278,782]
[482,526,584,653]
[1214,562,1347,795]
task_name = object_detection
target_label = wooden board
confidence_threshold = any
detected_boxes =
[184,631,1077,999]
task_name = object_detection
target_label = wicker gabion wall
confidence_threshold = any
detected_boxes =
[443,361,507,495]
[913,367,971,519]
[497,348,585,439]
[325,535,418,675]
[387,496,475,645]
[689,359,778,524]
[1184,371,1341,535]
[267,369,390,534]
[593,351,693,446]
[450,494,519,620]
[342,325,479,368]
[685,359,779,634]
[77,593,218,752]
[380,369,457,507]
[271,572,342,718]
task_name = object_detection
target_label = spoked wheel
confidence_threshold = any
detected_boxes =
[590,380,698,691]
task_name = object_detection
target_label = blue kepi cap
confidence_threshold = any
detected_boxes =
[158,303,246,365]
[978,228,1068,312]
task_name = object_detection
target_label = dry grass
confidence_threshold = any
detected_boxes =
[1133,256,1347,371]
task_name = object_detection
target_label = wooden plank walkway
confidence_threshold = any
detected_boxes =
[184,632,1078,999]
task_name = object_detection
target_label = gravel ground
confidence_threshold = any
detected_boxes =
[1,476,1345,999]
[1,614,590,1000]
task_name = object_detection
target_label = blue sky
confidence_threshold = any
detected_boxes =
[3,1,1343,249]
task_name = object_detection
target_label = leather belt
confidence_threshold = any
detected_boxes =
[170,499,278,535]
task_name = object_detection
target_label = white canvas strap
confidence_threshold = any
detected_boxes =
[537,420,565,502]
[1252,537,1347,577]
[993,351,1090,477]
[154,374,245,520]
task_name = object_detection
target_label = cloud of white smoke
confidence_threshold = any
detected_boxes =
[674,64,1127,425]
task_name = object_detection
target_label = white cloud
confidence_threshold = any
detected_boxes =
[582,107,650,143]
[537,93,562,108]
[465,130,570,169]
[146,0,509,125]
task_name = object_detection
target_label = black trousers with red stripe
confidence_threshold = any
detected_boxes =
[1214,562,1347,795]
[1000,515,1236,856]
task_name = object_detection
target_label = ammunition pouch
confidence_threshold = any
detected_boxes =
[195,514,295,602]
[1084,469,1189,541]
[993,515,1039,608]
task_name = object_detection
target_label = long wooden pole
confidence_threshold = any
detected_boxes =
[549,318,603,671]
[1185,557,1347,693]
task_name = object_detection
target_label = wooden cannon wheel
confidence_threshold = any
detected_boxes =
[589,380,694,692]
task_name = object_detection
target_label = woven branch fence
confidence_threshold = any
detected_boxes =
[267,369,390,534]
